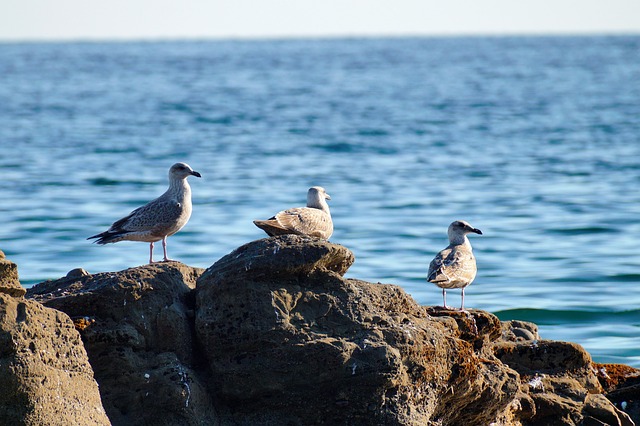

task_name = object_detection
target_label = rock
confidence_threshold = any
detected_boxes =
[501,319,540,342]
[0,293,110,425]
[583,393,635,426]
[594,363,640,423]
[13,236,638,426]
[27,262,217,426]
[66,267,90,278]
[0,254,26,297]
[493,340,637,425]
[494,340,596,377]
[198,234,355,284]
[426,306,503,348]
[196,236,523,425]
[595,363,640,393]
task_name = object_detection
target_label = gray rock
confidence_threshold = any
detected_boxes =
[0,294,110,425]
[0,255,26,298]
[196,236,522,425]
[501,320,540,342]
[198,234,355,284]
[12,235,637,426]
[27,262,218,426]
[66,267,90,278]
[583,393,635,426]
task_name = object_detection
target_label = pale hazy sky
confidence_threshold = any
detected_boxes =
[1,0,640,41]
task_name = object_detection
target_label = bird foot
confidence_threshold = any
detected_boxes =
[438,305,470,314]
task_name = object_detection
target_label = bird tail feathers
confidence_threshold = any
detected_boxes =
[87,231,125,245]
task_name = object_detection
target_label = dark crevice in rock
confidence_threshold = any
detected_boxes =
[16,302,27,322]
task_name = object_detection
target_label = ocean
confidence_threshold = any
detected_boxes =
[1,36,638,367]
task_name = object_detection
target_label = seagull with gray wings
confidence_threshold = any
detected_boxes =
[427,220,482,310]
[88,162,201,263]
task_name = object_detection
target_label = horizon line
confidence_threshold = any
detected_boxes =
[1,30,639,44]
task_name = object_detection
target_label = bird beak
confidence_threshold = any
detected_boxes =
[325,193,331,200]
[191,171,202,178]
[473,228,483,235]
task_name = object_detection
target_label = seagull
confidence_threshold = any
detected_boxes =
[253,186,333,240]
[427,220,482,310]
[88,162,201,263]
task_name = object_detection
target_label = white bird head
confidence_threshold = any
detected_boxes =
[448,220,482,244]
[307,186,331,211]
[169,162,202,180]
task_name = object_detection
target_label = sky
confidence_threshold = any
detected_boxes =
[1,0,640,41]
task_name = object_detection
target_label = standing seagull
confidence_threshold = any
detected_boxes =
[88,162,201,263]
[427,220,482,310]
[253,186,333,240]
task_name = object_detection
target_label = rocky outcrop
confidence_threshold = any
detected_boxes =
[27,262,217,426]
[1,249,26,297]
[196,236,521,425]
[11,236,638,425]
[0,253,110,426]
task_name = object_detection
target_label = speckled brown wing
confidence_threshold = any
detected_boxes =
[427,245,477,289]
[273,207,333,239]
[252,219,293,237]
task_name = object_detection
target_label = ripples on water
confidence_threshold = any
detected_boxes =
[0,36,639,366]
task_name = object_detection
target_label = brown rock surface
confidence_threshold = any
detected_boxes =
[1,250,109,425]
[27,262,218,426]
[594,363,640,424]
[196,235,524,425]
[0,253,26,297]
[198,234,355,283]
[1,281,109,425]
[493,340,635,425]
[12,236,637,426]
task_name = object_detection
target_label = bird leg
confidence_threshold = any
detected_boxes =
[442,288,448,309]
[460,288,466,311]
[161,236,173,262]
[149,242,155,264]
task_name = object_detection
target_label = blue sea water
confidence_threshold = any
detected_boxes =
[0,36,639,367]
